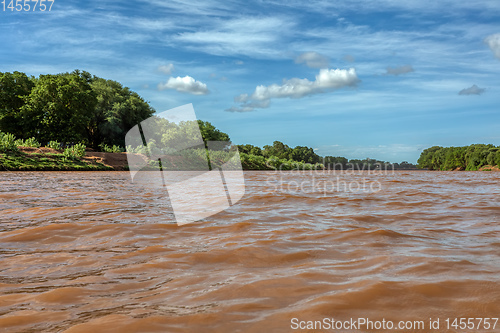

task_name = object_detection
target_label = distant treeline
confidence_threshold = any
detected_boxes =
[237,142,417,170]
[0,70,155,149]
[417,144,500,170]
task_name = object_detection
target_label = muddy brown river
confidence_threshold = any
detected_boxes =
[1,171,499,332]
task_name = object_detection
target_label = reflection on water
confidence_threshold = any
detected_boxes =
[0,171,499,332]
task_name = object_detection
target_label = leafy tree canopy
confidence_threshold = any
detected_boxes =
[21,71,97,143]
[0,71,35,137]
[417,144,500,170]
[0,70,155,148]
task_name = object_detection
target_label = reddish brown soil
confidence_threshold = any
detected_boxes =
[478,165,500,171]
[17,147,139,170]
[18,146,62,154]
[85,152,143,171]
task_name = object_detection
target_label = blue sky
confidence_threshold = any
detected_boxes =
[1,0,499,163]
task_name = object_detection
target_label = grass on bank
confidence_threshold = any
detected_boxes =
[0,151,113,171]
[0,132,112,171]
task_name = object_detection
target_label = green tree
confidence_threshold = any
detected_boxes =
[197,120,230,147]
[417,146,443,170]
[0,71,34,138]
[442,147,466,170]
[323,156,348,169]
[495,150,500,167]
[237,144,263,156]
[289,146,320,164]
[263,141,291,159]
[418,144,499,171]
[90,77,155,148]
[21,72,97,143]
[465,144,492,170]
[160,120,203,151]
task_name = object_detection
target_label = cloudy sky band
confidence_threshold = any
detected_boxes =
[1,0,499,162]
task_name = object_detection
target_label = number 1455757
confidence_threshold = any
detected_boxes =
[445,318,498,330]
[2,0,54,11]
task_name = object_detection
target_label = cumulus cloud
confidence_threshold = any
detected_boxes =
[485,33,500,60]
[157,76,209,95]
[458,84,485,95]
[295,52,330,68]
[158,64,175,74]
[385,65,414,76]
[226,68,359,112]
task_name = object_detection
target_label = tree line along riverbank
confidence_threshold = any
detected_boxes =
[1,70,497,172]
[0,133,411,171]
[417,144,500,171]
[3,132,498,172]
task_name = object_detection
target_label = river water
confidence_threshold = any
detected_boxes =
[0,171,499,332]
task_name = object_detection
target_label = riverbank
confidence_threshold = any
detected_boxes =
[478,165,500,171]
[0,148,321,171]
[2,148,499,172]
[0,147,115,171]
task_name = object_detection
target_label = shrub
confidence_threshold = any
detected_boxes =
[63,148,76,160]
[72,143,86,157]
[99,143,124,153]
[23,137,41,148]
[47,141,61,150]
[11,137,41,148]
[126,141,168,155]
[63,143,86,160]
[0,132,19,152]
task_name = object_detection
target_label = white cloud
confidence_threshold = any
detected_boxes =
[173,17,294,58]
[158,64,175,75]
[385,65,414,76]
[120,17,176,31]
[158,76,209,95]
[458,84,485,95]
[227,68,359,112]
[295,52,330,68]
[137,0,235,17]
[485,33,500,60]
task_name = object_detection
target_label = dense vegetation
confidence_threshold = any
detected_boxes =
[125,118,230,153]
[0,70,155,149]
[417,144,500,170]
[237,141,417,170]
[0,151,112,171]
[0,131,111,171]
